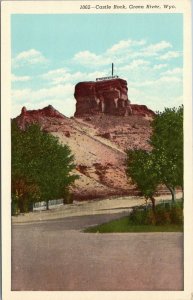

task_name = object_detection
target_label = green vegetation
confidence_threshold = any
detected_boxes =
[11,122,78,214]
[85,202,183,233]
[126,106,183,204]
[126,150,158,211]
[129,201,183,225]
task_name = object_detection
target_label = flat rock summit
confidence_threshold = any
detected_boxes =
[14,78,156,200]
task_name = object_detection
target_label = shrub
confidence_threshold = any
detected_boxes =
[129,209,147,225]
[11,199,19,216]
[63,190,73,204]
[155,206,171,225]
[170,205,183,224]
[129,202,183,226]
[145,210,156,225]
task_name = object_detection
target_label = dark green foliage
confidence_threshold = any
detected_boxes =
[126,106,183,203]
[170,204,184,225]
[11,122,78,213]
[129,202,183,226]
[150,106,183,200]
[63,189,73,204]
[126,150,158,210]
[11,177,41,214]
[129,209,149,225]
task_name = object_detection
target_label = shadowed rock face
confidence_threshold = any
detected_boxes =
[74,78,132,117]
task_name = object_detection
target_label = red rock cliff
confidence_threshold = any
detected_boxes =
[14,105,66,130]
[74,78,132,117]
[74,78,155,118]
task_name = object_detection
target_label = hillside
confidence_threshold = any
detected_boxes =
[14,103,154,200]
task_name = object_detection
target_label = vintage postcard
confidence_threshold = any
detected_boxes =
[1,1,193,300]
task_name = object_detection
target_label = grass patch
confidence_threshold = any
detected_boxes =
[84,216,183,233]
[84,201,183,233]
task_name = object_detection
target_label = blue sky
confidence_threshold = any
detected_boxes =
[11,14,183,117]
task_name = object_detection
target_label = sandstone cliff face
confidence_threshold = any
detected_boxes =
[74,79,155,119]
[74,78,132,117]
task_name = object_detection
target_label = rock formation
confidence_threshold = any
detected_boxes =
[15,105,67,130]
[74,78,132,117]
[74,78,155,118]
[130,104,155,117]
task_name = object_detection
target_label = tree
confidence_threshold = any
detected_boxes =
[150,106,183,201]
[11,122,78,212]
[126,150,159,212]
[126,106,183,204]
[11,177,41,213]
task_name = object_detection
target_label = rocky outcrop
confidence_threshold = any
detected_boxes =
[21,105,65,119]
[74,78,155,119]
[130,104,155,117]
[15,105,67,130]
[74,78,132,117]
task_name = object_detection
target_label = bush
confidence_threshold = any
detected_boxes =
[155,206,171,225]
[129,209,147,225]
[129,202,183,226]
[11,199,19,216]
[63,190,73,204]
[170,205,183,224]
[145,210,157,225]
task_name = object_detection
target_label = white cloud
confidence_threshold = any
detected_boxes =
[159,51,181,60]
[41,68,69,84]
[128,79,183,112]
[13,49,48,68]
[41,68,107,85]
[12,74,31,82]
[73,50,106,67]
[72,39,175,69]
[12,83,76,118]
[142,41,172,55]
[159,76,182,83]
[12,88,31,102]
[161,67,182,76]
[153,64,168,70]
[129,73,182,89]
[41,68,68,78]
[119,59,150,72]
[107,39,146,54]
[73,39,147,68]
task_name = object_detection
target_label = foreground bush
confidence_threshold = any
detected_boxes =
[129,202,183,226]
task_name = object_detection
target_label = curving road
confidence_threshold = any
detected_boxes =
[12,213,183,291]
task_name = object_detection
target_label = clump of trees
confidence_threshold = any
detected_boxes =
[126,106,183,209]
[11,122,78,214]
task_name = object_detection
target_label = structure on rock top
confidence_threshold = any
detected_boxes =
[74,64,132,117]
